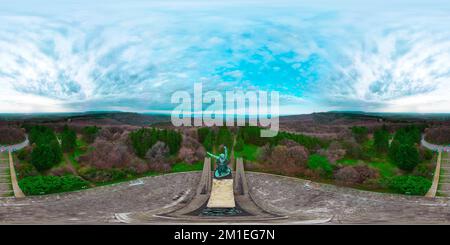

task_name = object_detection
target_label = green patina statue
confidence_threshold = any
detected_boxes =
[207,146,232,179]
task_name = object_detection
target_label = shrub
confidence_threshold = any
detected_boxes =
[388,175,431,195]
[145,141,171,172]
[18,175,89,195]
[79,139,132,169]
[16,162,39,179]
[270,131,326,150]
[17,146,32,162]
[335,165,379,184]
[0,127,26,145]
[307,154,333,176]
[78,167,130,183]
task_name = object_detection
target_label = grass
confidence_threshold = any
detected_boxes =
[171,161,203,173]
[234,144,260,161]
[368,161,397,178]
[336,158,360,166]
[67,138,88,169]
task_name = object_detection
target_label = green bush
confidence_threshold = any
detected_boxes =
[78,167,131,183]
[388,175,431,196]
[307,154,333,176]
[17,147,32,162]
[19,175,89,195]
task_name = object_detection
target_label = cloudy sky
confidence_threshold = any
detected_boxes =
[1,0,450,114]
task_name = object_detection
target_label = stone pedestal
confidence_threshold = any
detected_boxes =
[206,179,235,208]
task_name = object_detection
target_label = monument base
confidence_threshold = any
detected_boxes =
[206,178,235,208]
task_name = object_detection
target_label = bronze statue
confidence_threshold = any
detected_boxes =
[207,146,231,179]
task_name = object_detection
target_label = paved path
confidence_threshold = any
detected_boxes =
[1,172,450,224]
[0,152,11,197]
[439,152,450,197]
[421,135,450,152]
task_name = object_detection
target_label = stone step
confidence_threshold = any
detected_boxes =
[438,192,450,197]
[439,183,450,190]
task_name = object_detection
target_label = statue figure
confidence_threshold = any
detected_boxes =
[207,146,232,179]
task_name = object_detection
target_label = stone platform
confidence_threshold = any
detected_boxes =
[206,179,235,208]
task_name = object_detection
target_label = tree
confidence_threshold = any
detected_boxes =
[351,126,368,144]
[374,126,390,153]
[145,141,171,172]
[234,137,245,152]
[197,127,210,143]
[394,125,421,146]
[82,126,100,143]
[216,127,233,150]
[61,125,77,153]
[203,131,214,152]
[390,143,420,171]
[31,143,62,171]
[129,128,182,158]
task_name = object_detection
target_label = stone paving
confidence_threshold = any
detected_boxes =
[247,172,450,224]
[0,172,201,224]
[1,171,450,224]
[439,152,450,196]
[0,152,11,197]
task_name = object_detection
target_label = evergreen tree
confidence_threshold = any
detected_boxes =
[61,125,77,153]
[374,126,390,153]
[203,131,214,152]
[234,137,245,152]
[216,127,233,150]
[197,127,210,143]
[351,126,368,144]
[389,141,420,171]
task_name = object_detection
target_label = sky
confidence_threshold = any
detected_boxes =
[1,0,450,114]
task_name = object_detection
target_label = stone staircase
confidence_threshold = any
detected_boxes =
[438,152,450,196]
[0,152,12,197]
